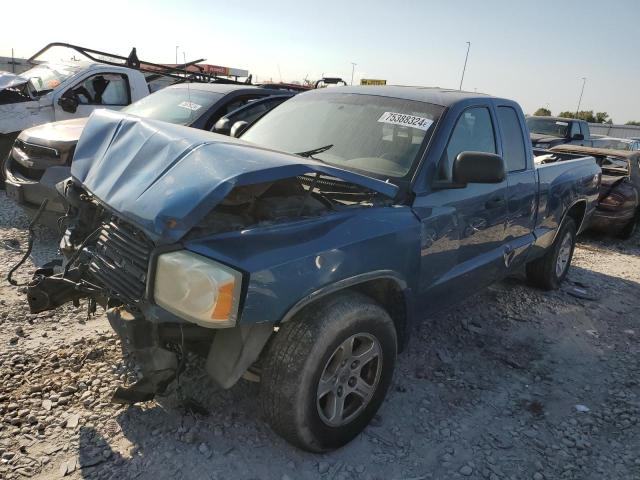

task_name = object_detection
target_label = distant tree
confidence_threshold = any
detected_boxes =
[595,112,612,124]
[533,108,551,116]
[557,110,604,123]
[626,121,640,126]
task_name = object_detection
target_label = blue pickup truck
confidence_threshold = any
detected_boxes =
[25,87,600,451]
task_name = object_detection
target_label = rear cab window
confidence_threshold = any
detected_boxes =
[497,106,527,172]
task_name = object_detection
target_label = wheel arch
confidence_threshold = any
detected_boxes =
[280,271,413,353]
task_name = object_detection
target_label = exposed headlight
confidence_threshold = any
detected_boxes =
[535,143,550,149]
[154,251,243,328]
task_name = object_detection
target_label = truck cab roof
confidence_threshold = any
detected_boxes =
[309,85,493,107]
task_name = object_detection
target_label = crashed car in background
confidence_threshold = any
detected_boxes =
[0,41,256,176]
[592,136,640,152]
[543,145,639,238]
[3,83,293,217]
[526,116,594,149]
[21,87,599,451]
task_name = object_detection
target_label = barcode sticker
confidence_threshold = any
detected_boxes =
[178,101,202,111]
[378,112,433,131]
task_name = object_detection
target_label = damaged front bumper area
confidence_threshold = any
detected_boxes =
[24,182,275,404]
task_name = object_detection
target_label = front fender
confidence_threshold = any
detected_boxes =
[185,206,421,326]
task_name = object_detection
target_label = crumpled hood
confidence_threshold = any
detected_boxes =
[530,133,564,144]
[72,110,398,244]
[0,71,29,91]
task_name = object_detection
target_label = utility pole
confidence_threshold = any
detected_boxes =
[459,42,471,90]
[575,77,587,115]
[351,62,357,85]
[175,45,179,65]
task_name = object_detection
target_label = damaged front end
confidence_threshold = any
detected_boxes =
[20,110,398,405]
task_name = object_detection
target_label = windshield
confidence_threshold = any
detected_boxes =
[526,117,569,137]
[241,92,444,178]
[122,88,223,125]
[22,63,83,94]
[595,139,636,151]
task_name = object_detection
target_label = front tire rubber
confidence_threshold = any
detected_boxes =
[526,217,577,290]
[260,292,397,452]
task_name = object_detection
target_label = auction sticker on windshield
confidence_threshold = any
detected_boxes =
[178,101,202,111]
[378,112,434,131]
[555,121,569,126]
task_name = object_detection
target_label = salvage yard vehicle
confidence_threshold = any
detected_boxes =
[22,87,600,451]
[3,84,293,216]
[539,145,639,238]
[526,116,593,149]
[592,136,640,152]
[0,42,250,165]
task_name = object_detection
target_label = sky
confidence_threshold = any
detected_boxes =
[2,0,639,122]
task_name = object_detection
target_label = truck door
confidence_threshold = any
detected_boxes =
[53,73,131,121]
[496,105,538,269]
[413,106,508,310]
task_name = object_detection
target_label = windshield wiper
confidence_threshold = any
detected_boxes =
[295,144,333,158]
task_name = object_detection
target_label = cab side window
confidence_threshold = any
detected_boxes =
[229,97,289,125]
[570,122,581,138]
[439,107,496,180]
[497,106,527,172]
[205,94,266,129]
[69,74,130,106]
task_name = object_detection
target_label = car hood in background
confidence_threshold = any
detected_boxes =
[21,117,88,144]
[72,110,398,244]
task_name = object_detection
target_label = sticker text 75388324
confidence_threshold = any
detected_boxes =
[377,112,434,131]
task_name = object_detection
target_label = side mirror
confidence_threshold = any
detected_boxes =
[452,151,505,184]
[58,95,78,114]
[230,120,249,138]
[572,133,584,141]
[213,117,231,135]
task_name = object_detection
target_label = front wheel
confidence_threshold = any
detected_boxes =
[526,217,577,290]
[260,292,397,452]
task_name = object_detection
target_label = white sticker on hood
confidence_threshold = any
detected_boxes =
[178,101,202,111]
[378,112,434,131]
[555,121,569,126]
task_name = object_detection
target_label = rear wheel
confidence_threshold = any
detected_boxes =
[260,292,397,452]
[526,217,577,290]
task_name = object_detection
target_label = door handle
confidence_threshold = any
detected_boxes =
[485,197,505,209]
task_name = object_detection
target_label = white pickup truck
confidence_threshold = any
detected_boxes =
[0,54,154,160]
[0,42,247,162]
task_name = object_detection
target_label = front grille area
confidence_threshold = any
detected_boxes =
[89,217,153,304]
[10,157,45,181]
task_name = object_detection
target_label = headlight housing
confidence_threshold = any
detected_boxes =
[153,250,243,328]
[535,143,550,149]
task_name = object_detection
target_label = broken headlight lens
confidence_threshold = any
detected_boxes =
[153,251,242,328]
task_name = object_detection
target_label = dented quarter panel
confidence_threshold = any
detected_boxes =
[183,206,421,325]
[71,110,399,244]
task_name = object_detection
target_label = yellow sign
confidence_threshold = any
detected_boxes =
[360,79,387,86]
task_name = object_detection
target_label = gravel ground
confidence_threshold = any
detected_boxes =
[0,190,639,480]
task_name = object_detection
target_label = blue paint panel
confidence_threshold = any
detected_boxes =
[184,206,421,324]
[71,110,398,244]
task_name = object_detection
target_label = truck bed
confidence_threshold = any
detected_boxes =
[530,150,600,251]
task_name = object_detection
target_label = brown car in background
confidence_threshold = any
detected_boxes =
[550,146,640,239]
